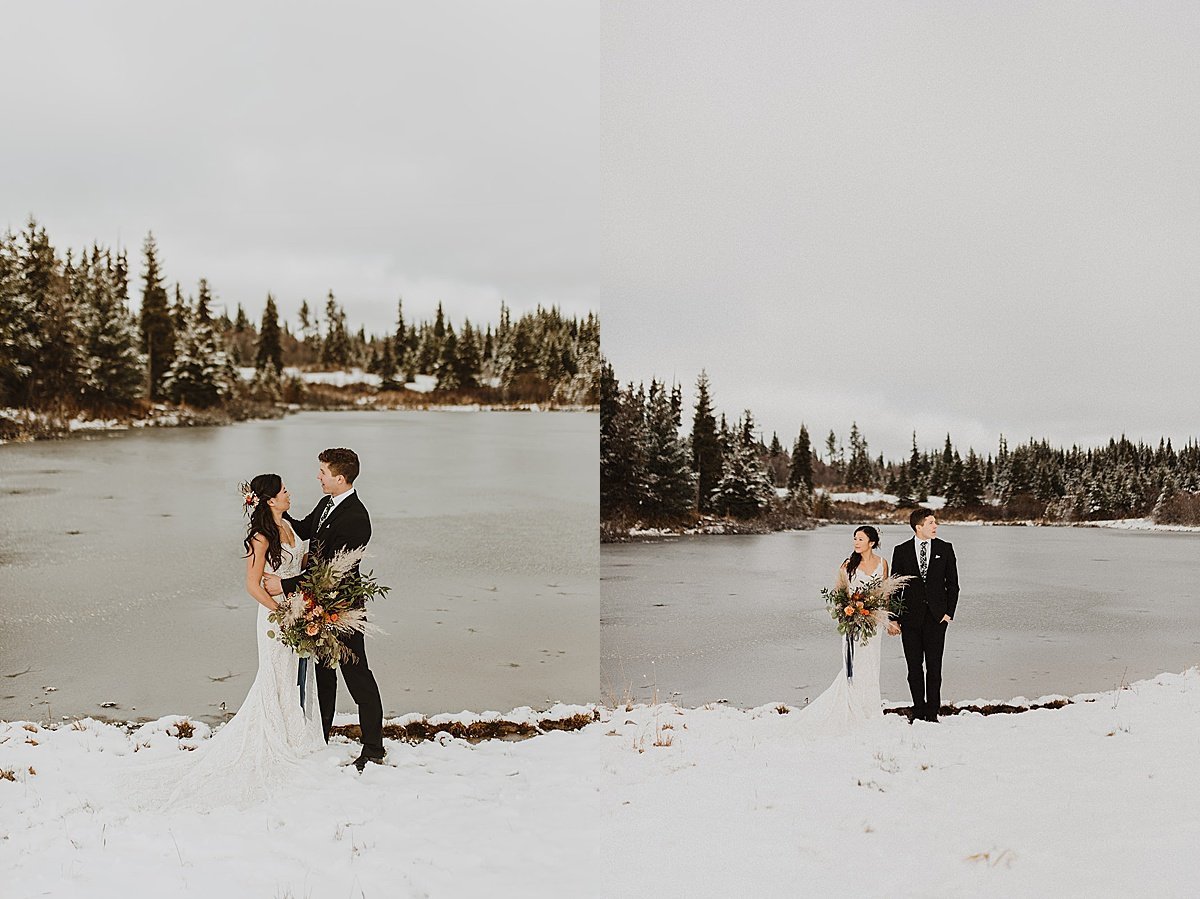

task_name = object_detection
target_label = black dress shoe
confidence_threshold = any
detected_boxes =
[353,745,387,771]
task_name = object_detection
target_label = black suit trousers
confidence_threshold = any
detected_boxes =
[900,609,947,721]
[315,629,384,750]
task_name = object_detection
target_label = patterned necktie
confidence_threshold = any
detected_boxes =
[317,497,334,531]
[919,541,928,579]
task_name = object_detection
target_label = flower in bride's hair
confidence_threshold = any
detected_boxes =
[238,480,259,515]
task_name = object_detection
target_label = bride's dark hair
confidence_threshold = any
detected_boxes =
[845,525,881,581]
[242,473,284,571]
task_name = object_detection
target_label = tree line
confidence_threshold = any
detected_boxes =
[601,361,1200,527]
[0,218,599,419]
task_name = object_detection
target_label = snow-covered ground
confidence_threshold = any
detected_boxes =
[236,368,503,393]
[4,673,1199,896]
[1077,518,1200,533]
[820,488,948,510]
[0,705,598,898]
[600,668,1200,897]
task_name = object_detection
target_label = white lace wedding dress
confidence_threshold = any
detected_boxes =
[795,562,891,736]
[124,533,326,812]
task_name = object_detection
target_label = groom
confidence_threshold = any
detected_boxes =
[890,508,959,723]
[263,447,386,770]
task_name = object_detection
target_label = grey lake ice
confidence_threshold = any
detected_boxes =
[602,525,1200,709]
[0,411,598,724]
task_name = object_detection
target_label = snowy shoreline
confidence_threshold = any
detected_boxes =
[4,672,1198,896]
[620,517,1200,540]
[0,399,597,445]
[600,666,1200,897]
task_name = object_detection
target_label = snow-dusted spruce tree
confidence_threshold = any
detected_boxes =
[320,292,350,369]
[599,361,648,519]
[456,320,482,387]
[77,247,144,408]
[787,424,814,497]
[640,380,697,519]
[690,371,722,513]
[435,324,461,390]
[139,233,174,401]
[711,418,776,519]
[25,223,83,409]
[256,294,283,373]
[845,422,873,490]
[0,229,39,406]
[161,300,235,408]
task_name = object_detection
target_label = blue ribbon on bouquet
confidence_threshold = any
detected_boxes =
[845,633,854,681]
[298,657,308,710]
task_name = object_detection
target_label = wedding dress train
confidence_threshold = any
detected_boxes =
[124,534,326,812]
[794,564,890,736]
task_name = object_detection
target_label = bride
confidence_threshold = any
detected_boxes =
[125,474,326,811]
[795,525,902,734]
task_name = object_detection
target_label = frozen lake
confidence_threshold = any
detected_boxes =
[601,525,1200,708]
[0,411,598,723]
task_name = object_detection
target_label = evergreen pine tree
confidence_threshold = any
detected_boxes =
[600,361,647,518]
[26,226,81,408]
[641,381,697,519]
[690,370,722,513]
[256,294,283,372]
[78,246,144,407]
[845,422,873,489]
[787,424,814,496]
[320,292,350,369]
[0,229,38,405]
[435,324,461,390]
[393,298,409,376]
[712,440,776,519]
[139,233,174,400]
[196,279,213,324]
[161,301,235,408]
[377,337,400,389]
[455,320,481,388]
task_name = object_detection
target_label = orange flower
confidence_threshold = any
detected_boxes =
[844,605,854,615]
[305,623,320,636]
[330,613,339,623]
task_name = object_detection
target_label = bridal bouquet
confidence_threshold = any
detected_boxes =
[821,569,910,647]
[266,546,390,667]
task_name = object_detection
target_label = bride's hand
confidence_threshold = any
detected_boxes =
[887,622,901,636]
[262,573,283,596]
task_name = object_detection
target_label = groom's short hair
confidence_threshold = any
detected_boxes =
[319,447,360,484]
[909,507,934,531]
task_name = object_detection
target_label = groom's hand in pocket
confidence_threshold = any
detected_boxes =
[262,574,283,596]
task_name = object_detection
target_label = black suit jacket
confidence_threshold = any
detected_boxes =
[890,537,959,623]
[281,491,372,600]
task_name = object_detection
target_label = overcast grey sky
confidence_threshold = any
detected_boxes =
[2,1,597,335]
[602,2,1200,461]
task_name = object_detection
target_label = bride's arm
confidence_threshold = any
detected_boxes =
[245,535,281,612]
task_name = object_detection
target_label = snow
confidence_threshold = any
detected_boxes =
[1077,518,1200,533]
[67,416,127,432]
[599,668,1200,897]
[4,672,1199,895]
[820,489,948,509]
[0,704,597,897]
